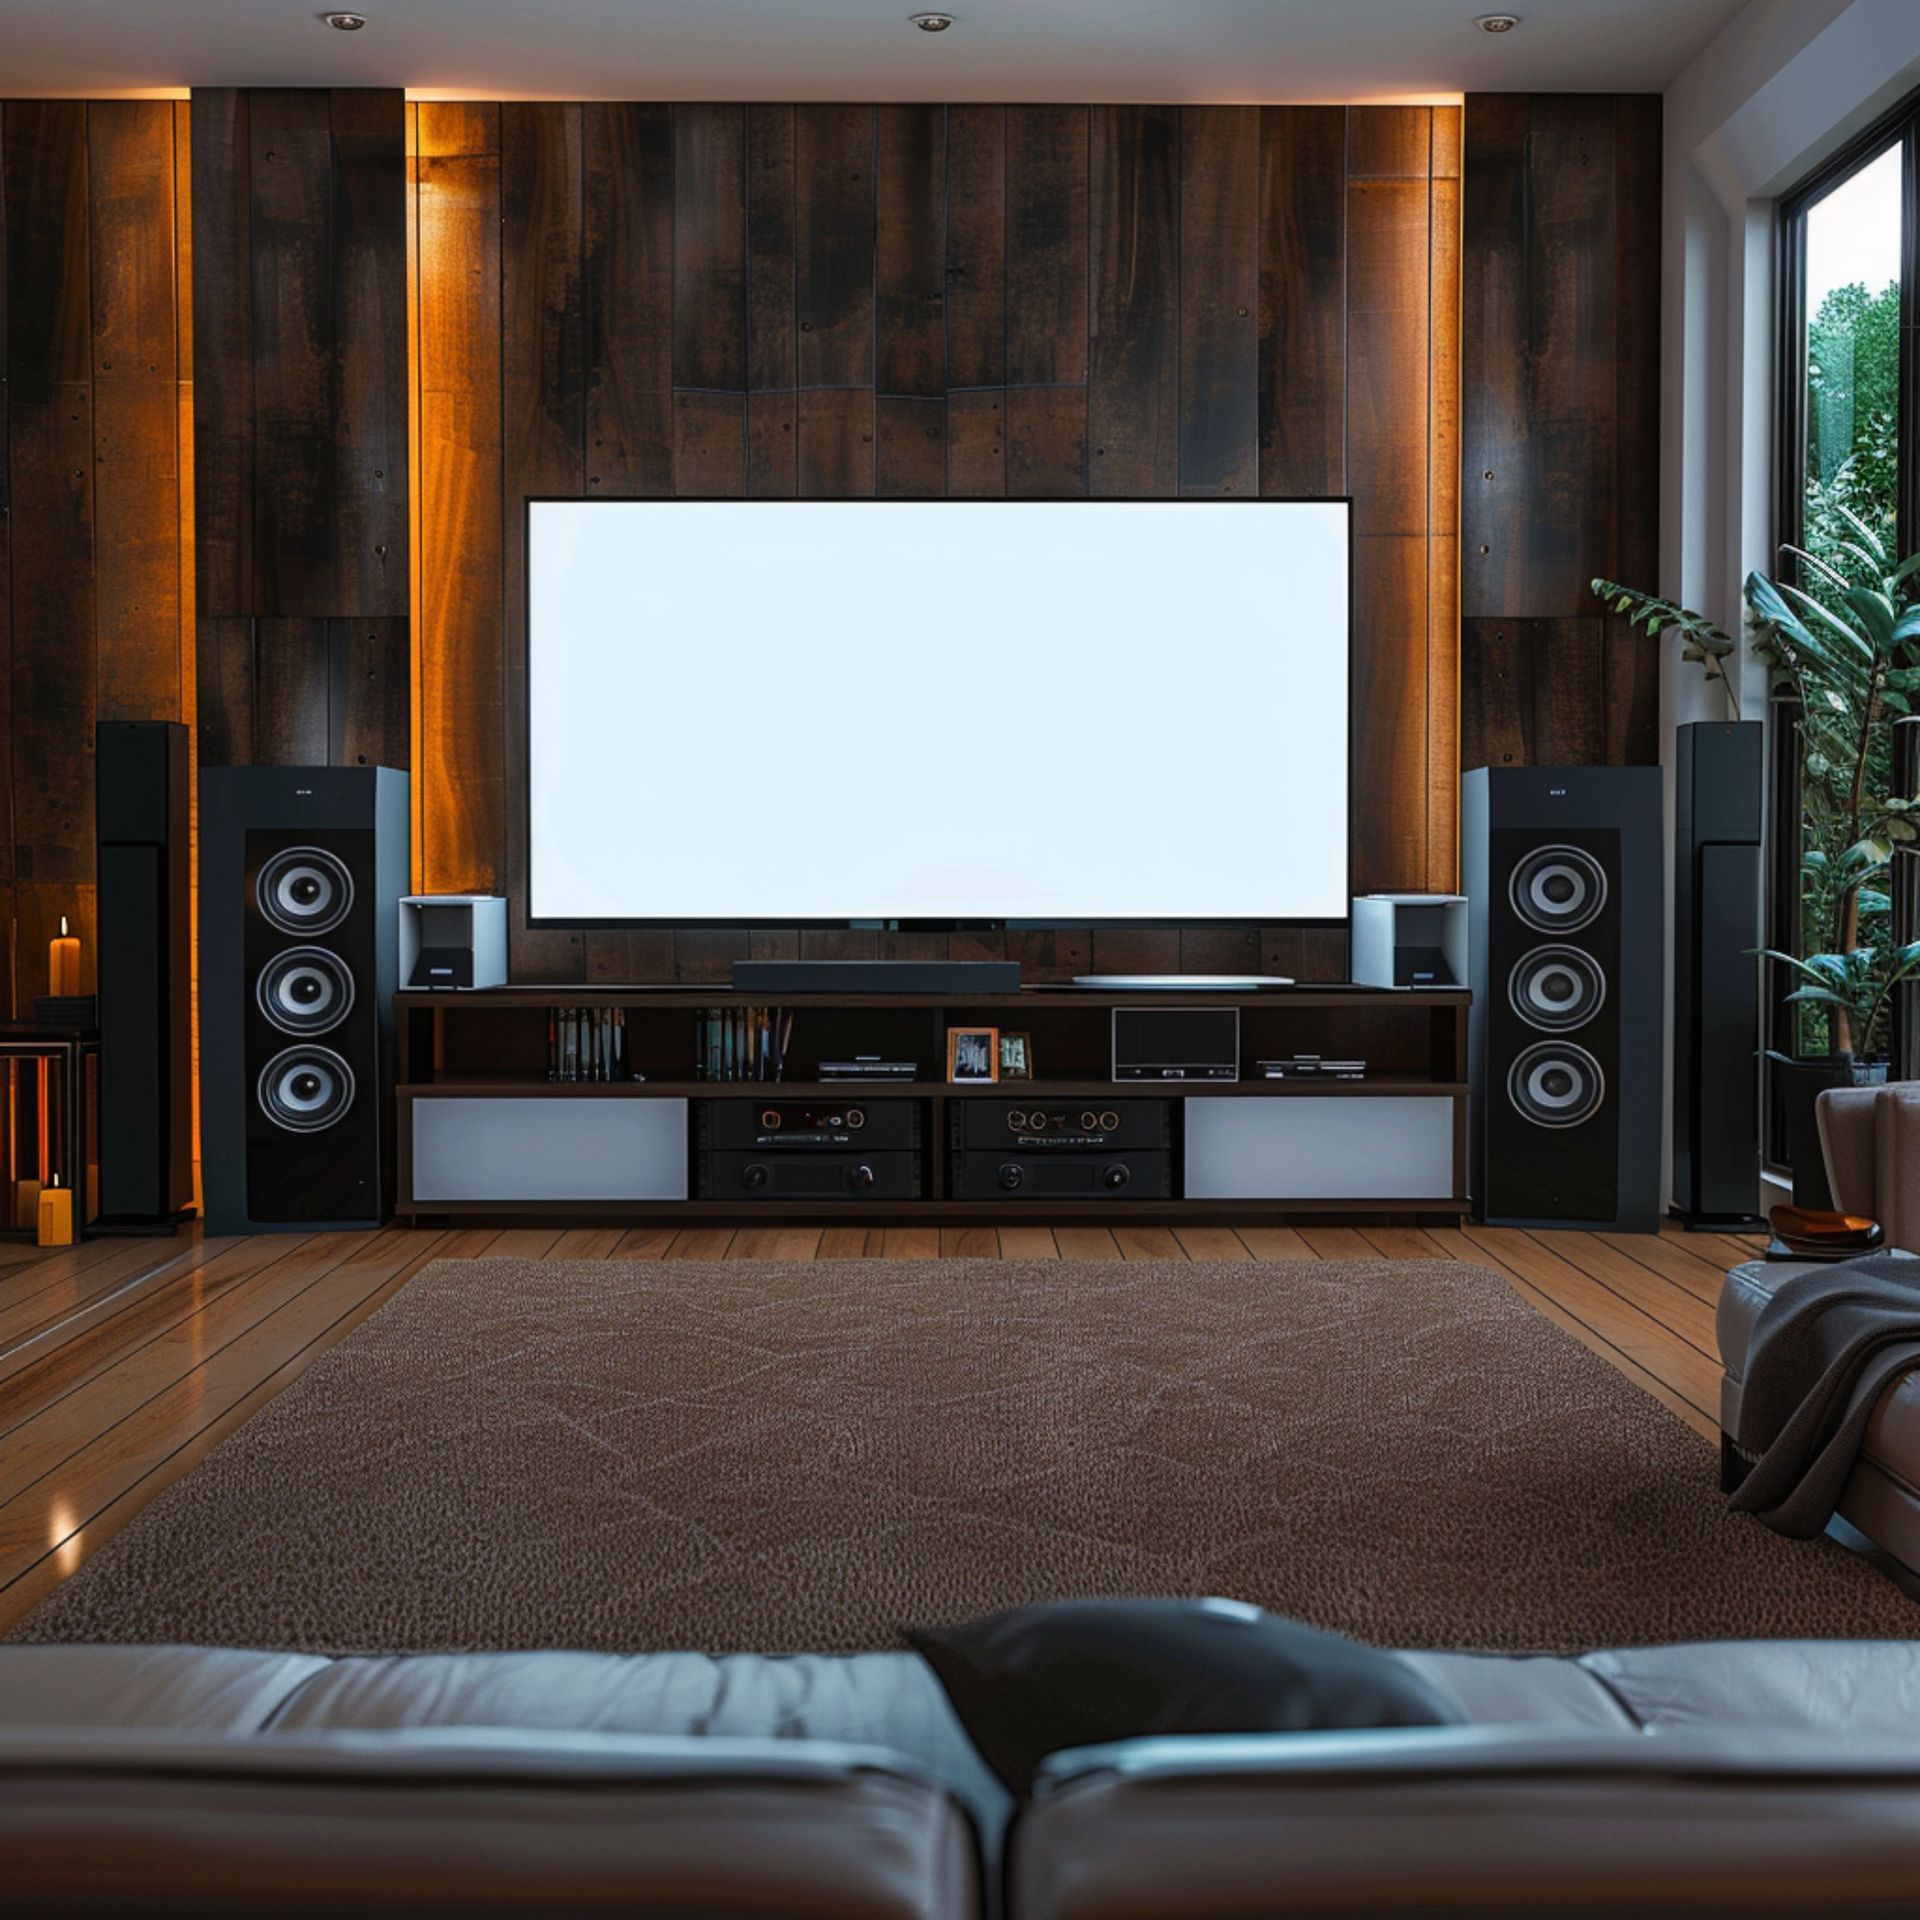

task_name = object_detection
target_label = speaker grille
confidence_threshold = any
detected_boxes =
[257,846,355,936]
[257,1044,357,1134]
[256,946,356,1036]
[1507,944,1606,1032]
[1509,844,1608,934]
[1507,1040,1606,1130]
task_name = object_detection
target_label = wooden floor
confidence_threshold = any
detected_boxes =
[0,1218,1762,1636]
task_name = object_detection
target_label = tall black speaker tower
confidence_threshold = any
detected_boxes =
[1462,765,1663,1232]
[199,766,410,1234]
[97,721,195,1226]
[1672,721,1763,1226]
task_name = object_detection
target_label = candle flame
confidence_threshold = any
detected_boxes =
[59,916,68,937]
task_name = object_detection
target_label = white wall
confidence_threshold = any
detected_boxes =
[1657,0,1920,1203]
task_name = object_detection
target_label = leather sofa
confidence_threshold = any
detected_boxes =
[5,1637,1920,1914]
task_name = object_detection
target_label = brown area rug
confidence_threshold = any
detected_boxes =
[13,1257,1918,1654]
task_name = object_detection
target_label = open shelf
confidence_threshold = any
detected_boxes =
[394,983,1471,1222]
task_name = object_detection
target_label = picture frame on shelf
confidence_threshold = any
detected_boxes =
[999,1031,1033,1080]
[947,1026,1000,1084]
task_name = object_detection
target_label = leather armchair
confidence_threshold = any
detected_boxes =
[1816,1081,1920,1250]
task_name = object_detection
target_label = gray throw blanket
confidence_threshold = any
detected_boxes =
[1731,1253,1920,1538]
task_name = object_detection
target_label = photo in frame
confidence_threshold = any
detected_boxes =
[947,1027,1000,1084]
[999,1032,1033,1081]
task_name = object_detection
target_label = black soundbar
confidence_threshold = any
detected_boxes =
[731,960,1022,994]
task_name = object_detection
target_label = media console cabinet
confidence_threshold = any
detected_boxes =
[394,985,1470,1224]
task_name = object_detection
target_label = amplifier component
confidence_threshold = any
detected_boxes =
[696,1100,924,1200]
[700,1100,920,1151]
[1112,1006,1240,1082]
[699,1151,921,1200]
[949,1100,1173,1200]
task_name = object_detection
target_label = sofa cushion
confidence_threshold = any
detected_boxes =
[0,1728,977,1919]
[1011,1726,1920,1919]
[908,1598,1458,1793]
[261,1646,1010,1842]
[1400,1650,1636,1728]
[0,1645,329,1733]
[1580,1639,1920,1733]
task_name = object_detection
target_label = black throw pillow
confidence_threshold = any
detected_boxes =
[906,1596,1460,1793]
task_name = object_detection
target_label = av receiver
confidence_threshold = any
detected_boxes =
[949,1100,1173,1199]
[695,1100,923,1200]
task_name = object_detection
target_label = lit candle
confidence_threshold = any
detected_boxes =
[49,916,80,997]
[38,1175,73,1248]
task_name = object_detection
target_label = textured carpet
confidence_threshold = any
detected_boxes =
[13,1256,1919,1654]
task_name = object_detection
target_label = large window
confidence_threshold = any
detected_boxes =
[1771,107,1916,1128]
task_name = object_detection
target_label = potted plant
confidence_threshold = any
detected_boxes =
[1754,942,1920,1085]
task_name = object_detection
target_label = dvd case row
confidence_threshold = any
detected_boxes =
[547,1007,632,1082]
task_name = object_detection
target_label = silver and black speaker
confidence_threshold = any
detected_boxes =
[199,767,410,1233]
[1462,766,1662,1231]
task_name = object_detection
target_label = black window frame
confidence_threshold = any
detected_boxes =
[1767,94,1920,1163]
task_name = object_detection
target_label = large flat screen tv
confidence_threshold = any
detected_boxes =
[527,498,1350,927]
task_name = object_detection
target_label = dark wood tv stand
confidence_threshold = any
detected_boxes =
[394,984,1469,1224]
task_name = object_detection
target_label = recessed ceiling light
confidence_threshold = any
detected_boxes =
[323,11,368,28]
[910,12,955,30]
[1474,12,1520,29]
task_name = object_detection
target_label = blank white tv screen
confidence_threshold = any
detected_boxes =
[527,499,1350,924]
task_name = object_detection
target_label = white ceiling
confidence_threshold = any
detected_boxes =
[3,0,1751,101]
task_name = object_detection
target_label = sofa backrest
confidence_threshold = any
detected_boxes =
[0,1727,979,1919]
[1012,1726,1920,1918]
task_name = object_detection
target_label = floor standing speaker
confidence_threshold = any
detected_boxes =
[97,721,194,1225]
[1462,765,1663,1232]
[199,766,410,1234]
[1672,721,1764,1226]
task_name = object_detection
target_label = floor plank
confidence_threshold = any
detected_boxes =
[1298,1226,1374,1259]
[1054,1226,1121,1260]
[1360,1227,1448,1260]
[728,1228,822,1260]
[550,1228,626,1259]
[1595,1230,1728,1306]
[612,1228,679,1260]
[881,1228,941,1259]
[1536,1230,1720,1357]
[818,1227,886,1258]
[1112,1225,1184,1260]
[1173,1227,1251,1261]
[939,1226,1000,1258]
[1234,1226,1318,1260]
[996,1226,1060,1259]
[665,1229,735,1259]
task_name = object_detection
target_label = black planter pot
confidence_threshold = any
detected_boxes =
[1764,1051,1856,1210]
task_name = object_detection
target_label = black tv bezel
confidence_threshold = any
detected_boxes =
[521,494,1356,934]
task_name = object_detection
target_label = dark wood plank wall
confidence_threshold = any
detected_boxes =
[1461,93,1662,770]
[3,92,1660,1010]
[0,99,192,1008]
[189,88,409,775]
[407,101,1464,987]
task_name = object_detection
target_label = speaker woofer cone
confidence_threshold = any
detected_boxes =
[256,946,356,1036]
[1508,944,1606,1033]
[1509,844,1607,934]
[258,1045,356,1133]
[257,846,355,936]
[1507,1040,1605,1130]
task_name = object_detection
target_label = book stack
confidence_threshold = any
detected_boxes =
[698,1006,792,1082]
[547,1007,631,1082]
[1257,1055,1367,1081]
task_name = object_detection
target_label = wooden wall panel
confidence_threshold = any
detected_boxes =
[1178,106,1258,497]
[3,100,191,1007]
[1089,104,1177,496]
[404,97,1482,976]
[1257,106,1345,499]
[190,83,410,804]
[1461,93,1662,771]
[415,100,502,893]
